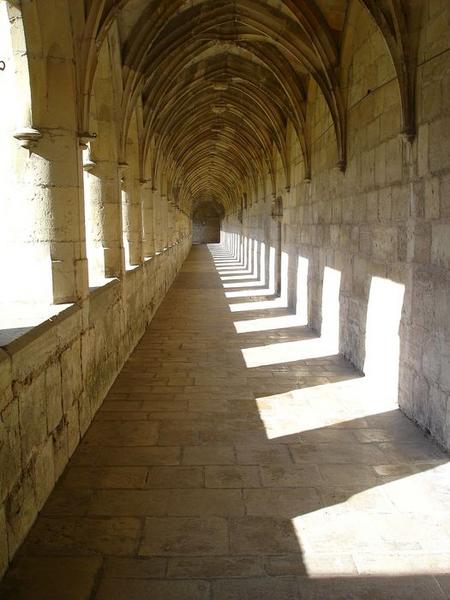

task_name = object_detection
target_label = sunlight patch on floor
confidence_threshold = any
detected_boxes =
[234,313,308,333]
[241,336,338,367]
[221,273,260,281]
[225,288,275,298]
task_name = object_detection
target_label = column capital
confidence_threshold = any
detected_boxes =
[118,162,129,183]
[13,127,42,150]
[140,179,152,189]
[83,158,97,172]
[79,132,97,150]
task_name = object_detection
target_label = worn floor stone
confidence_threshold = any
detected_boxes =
[0,557,102,600]
[1,245,449,599]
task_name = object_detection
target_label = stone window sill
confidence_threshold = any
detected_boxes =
[0,302,75,347]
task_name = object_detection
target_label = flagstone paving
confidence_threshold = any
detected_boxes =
[1,245,449,599]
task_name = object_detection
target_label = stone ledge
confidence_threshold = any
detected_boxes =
[88,278,120,300]
[2,304,82,383]
[0,303,78,357]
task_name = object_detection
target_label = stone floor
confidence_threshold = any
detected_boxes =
[2,244,450,599]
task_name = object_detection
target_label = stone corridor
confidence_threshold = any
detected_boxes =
[1,245,449,599]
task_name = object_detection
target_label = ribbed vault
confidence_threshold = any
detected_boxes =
[80,0,416,216]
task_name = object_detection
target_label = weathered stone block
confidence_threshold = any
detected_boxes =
[385,137,403,184]
[0,507,7,578]
[440,175,450,218]
[5,468,37,559]
[422,334,441,382]
[429,117,450,173]
[45,362,62,434]
[78,393,92,438]
[425,177,440,219]
[0,400,21,503]
[440,336,450,393]
[411,269,435,330]
[372,226,398,262]
[0,556,103,600]
[428,385,447,446]
[66,402,80,457]
[433,275,450,332]
[352,257,368,299]
[33,438,55,511]
[0,351,12,413]
[431,223,450,267]
[52,420,69,481]
[417,123,429,177]
[18,374,47,467]
[408,221,431,264]
[9,326,59,382]
[391,185,409,221]
[61,340,83,412]
[412,373,430,429]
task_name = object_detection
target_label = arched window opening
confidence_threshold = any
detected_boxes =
[121,114,143,268]
[81,38,124,286]
[0,3,53,307]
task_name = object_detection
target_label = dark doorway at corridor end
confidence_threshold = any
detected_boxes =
[193,201,223,244]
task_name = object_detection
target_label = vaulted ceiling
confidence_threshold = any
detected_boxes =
[82,0,415,214]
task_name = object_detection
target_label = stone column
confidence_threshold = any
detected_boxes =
[119,163,143,266]
[152,189,162,253]
[160,196,169,250]
[141,180,155,258]
[120,163,143,266]
[82,149,124,282]
[175,208,181,243]
[7,128,89,304]
[168,201,176,246]
[52,130,89,303]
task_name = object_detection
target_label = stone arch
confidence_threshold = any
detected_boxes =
[82,34,124,283]
[117,0,345,213]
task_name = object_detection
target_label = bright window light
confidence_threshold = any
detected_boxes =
[321,266,342,352]
[364,276,405,403]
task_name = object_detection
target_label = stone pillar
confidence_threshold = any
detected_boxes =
[55,131,89,304]
[52,130,89,303]
[7,128,89,304]
[175,208,181,242]
[168,201,176,246]
[120,163,143,266]
[82,149,124,282]
[141,180,155,258]
[160,196,169,250]
[152,189,162,253]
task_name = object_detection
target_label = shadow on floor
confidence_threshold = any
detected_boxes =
[1,244,449,600]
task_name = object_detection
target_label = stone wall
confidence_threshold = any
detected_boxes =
[0,239,190,577]
[193,204,222,244]
[222,2,450,450]
[193,218,221,244]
